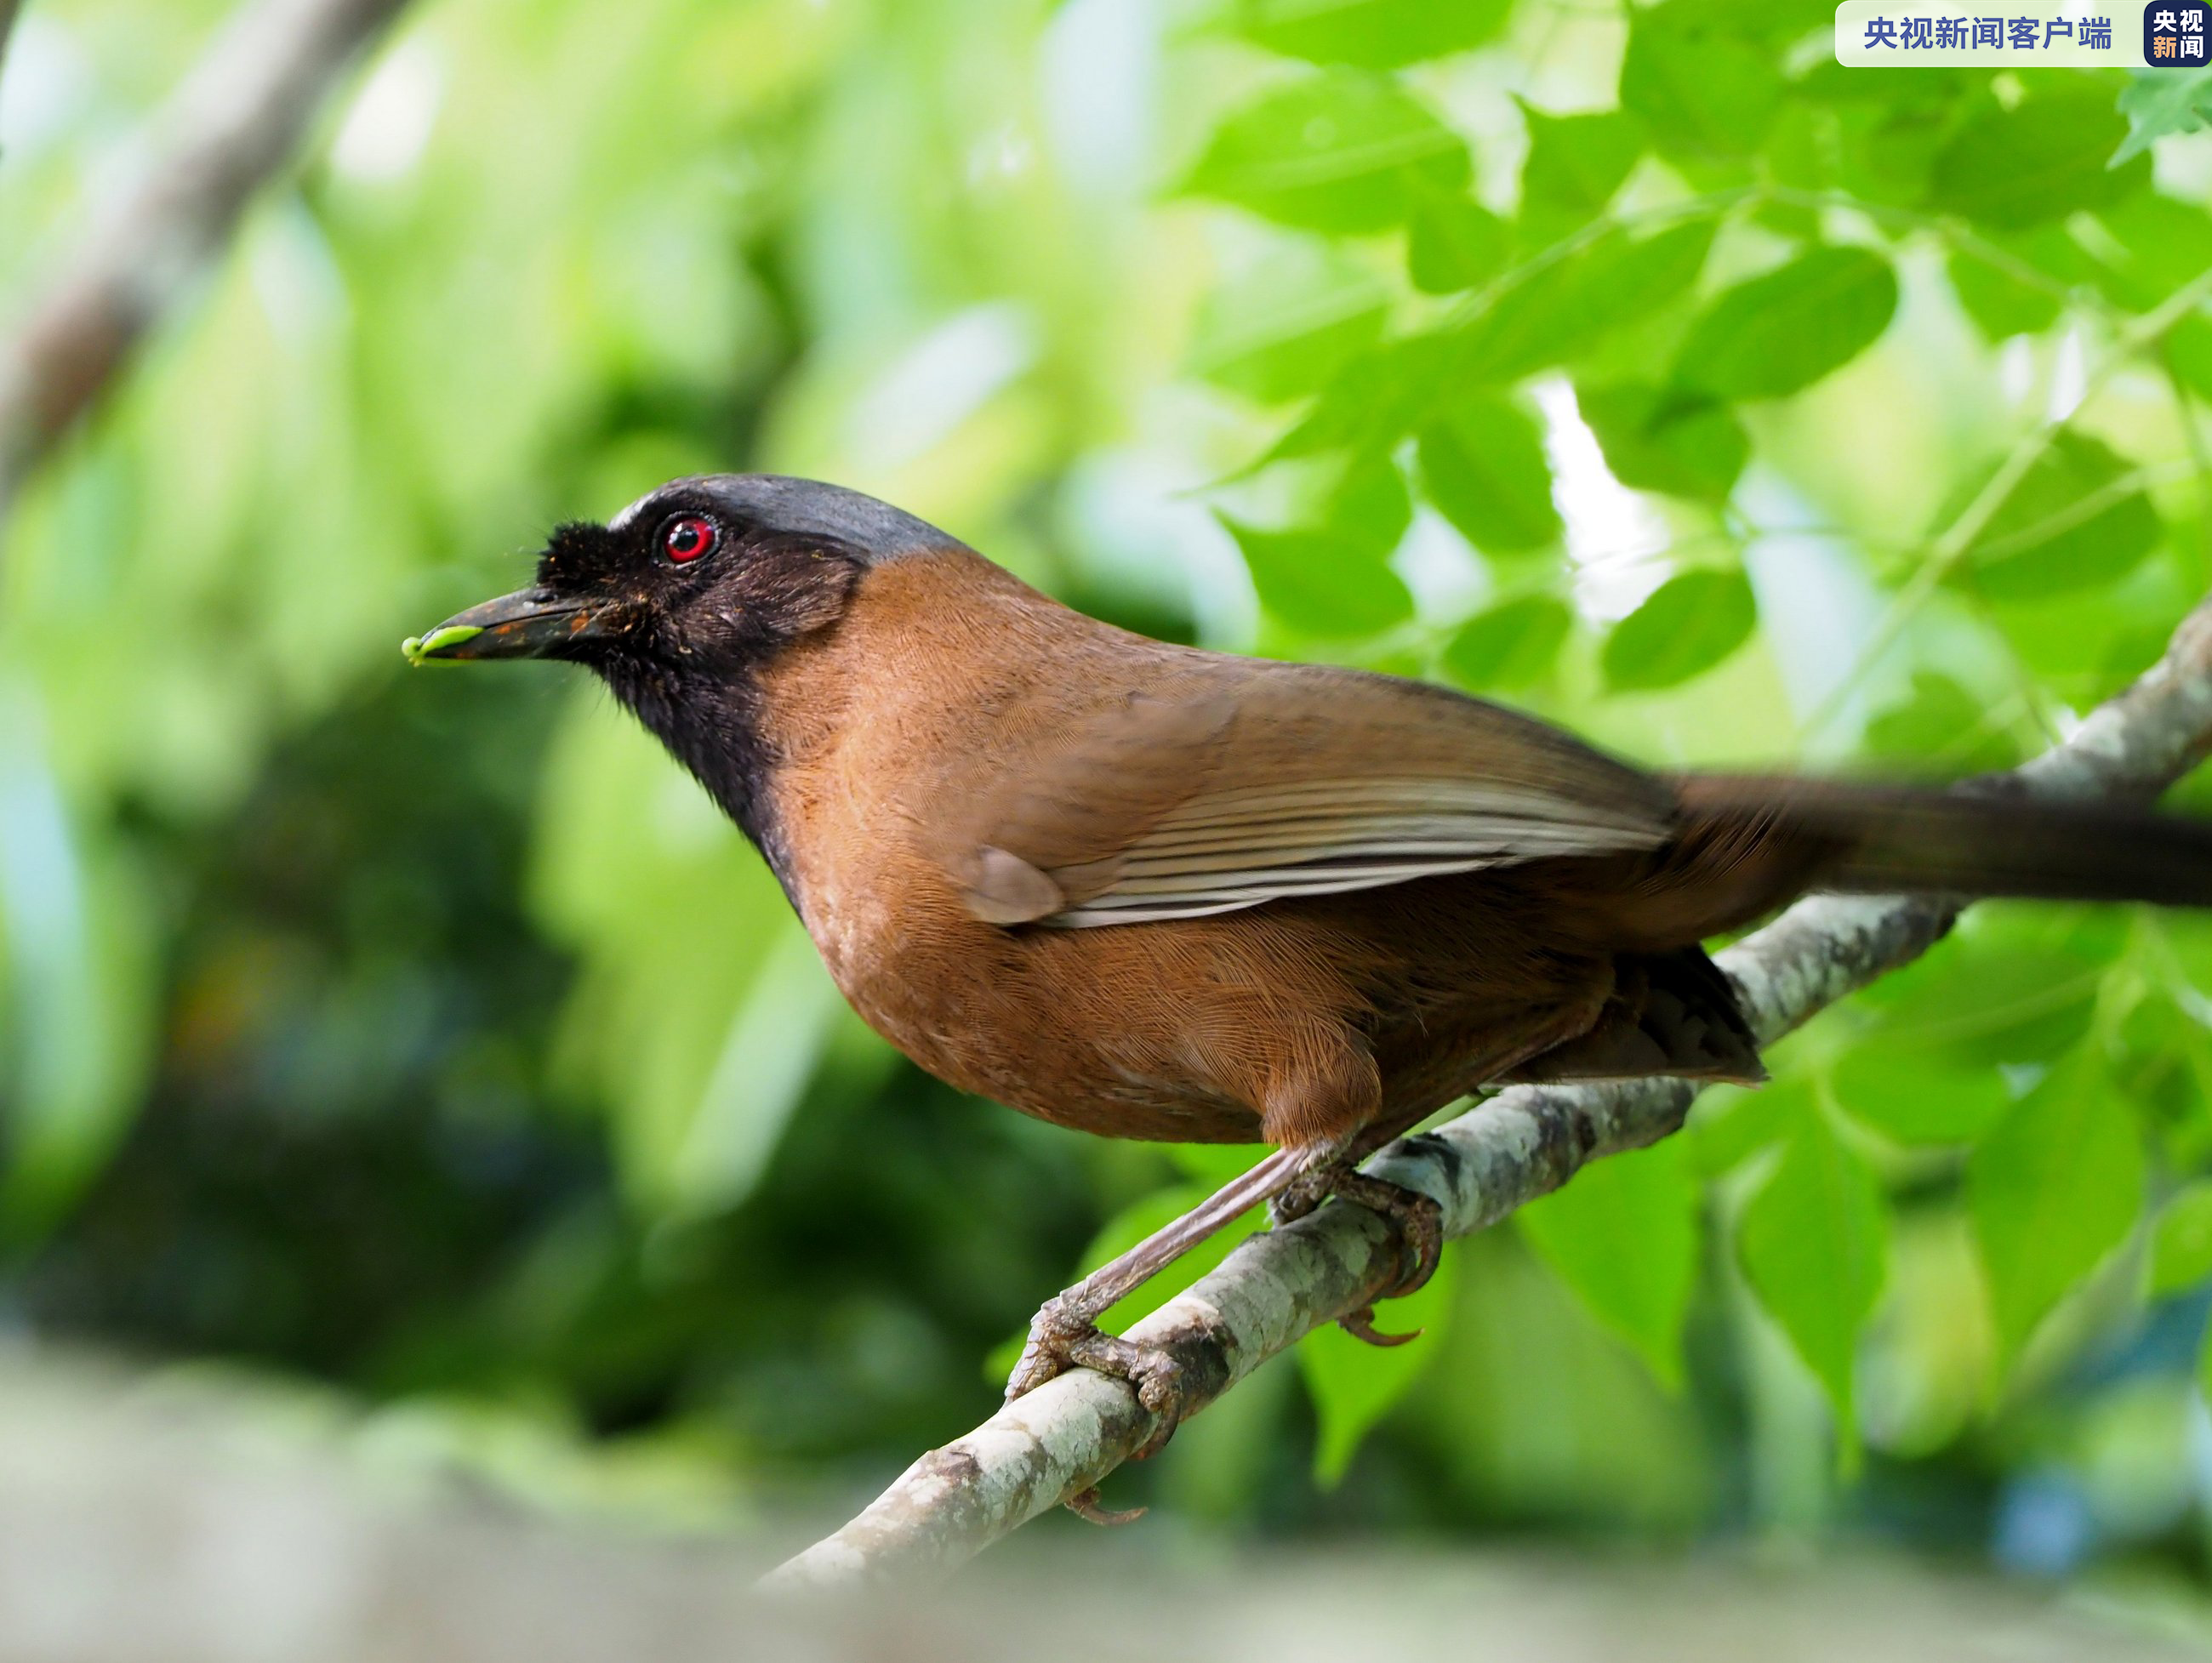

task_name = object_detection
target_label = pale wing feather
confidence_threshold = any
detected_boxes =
[937,661,1677,927]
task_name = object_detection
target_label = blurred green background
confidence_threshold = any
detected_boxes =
[10,0,2212,1619]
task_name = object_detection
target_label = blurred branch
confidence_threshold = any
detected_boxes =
[0,3,21,91]
[767,589,2212,1592]
[0,0,408,532]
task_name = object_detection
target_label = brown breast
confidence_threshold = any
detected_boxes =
[745,549,1624,1149]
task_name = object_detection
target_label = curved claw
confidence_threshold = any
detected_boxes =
[1338,1303,1424,1347]
[1331,1170,1444,1297]
[1066,1486,1149,1527]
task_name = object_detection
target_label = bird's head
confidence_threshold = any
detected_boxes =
[403,473,956,679]
[403,474,963,853]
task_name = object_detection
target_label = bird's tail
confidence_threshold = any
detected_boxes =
[1673,773,2212,912]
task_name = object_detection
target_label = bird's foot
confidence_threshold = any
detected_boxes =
[1330,1169,1445,1297]
[1268,1159,1443,1348]
[1005,1295,1190,1463]
[1267,1160,1337,1228]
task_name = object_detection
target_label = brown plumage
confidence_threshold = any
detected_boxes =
[409,473,2212,1455]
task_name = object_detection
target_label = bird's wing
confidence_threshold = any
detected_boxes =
[936,663,1679,927]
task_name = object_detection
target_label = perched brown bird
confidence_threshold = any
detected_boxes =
[408,474,2212,1455]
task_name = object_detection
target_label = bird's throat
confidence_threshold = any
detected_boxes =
[597,658,801,901]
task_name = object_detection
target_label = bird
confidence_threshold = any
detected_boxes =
[406,472,2212,1469]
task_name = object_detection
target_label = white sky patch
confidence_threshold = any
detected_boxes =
[1039,0,1156,200]
[1531,376,1671,622]
[1736,468,1890,744]
[845,302,1040,472]
[964,122,1035,187]
[2046,323,2088,421]
[1393,504,1486,619]
[0,14,92,162]
[330,36,445,185]
[248,202,349,345]
[1058,445,1257,648]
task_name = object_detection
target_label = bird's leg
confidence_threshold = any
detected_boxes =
[1274,998,1617,1346]
[1005,1145,1305,1459]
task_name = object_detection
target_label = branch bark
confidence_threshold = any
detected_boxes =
[766,591,2212,1591]
[0,0,408,527]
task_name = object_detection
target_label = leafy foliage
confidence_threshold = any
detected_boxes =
[1601,570,1758,691]
[1517,1141,1699,1388]
[9,0,2212,1577]
[1737,1105,1889,1428]
[1417,395,1562,554]
[2116,70,2212,163]
[1183,71,1469,233]
[1970,1051,2146,1359]
[1672,248,1899,401]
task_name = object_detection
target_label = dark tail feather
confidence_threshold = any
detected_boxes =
[1506,948,1768,1087]
[1673,774,2212,911]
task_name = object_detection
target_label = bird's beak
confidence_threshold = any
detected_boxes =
[402,587,602,664]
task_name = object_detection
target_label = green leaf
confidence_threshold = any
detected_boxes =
[1417,394,1562,554]
[1223,515,1416,636]
[1322,453,1414,558]
[1953,431,2162,603]
[1407,187,1510,293]
[1576,381,1748,502]
[1685,1077,1809,1176]
[1738,1108,1889,1426]
[1441,594,1573,689]
[1659,0,1836,42]
[1518,106,1644,242]
[1947,249,2064,343]
[2113,69,2212,166]
[1618,14,1782,162]
[2148,1181,2212,1299]
[2173,316,2212,407]
[1829,1045,2011,1145]
[1927,88,2150,230]
[2085,193,2212,313]
[1969,1050,2145,1359]
[1264,333,1457,460]
[1674,248,1898,401]
[1234,0,1512,69]
[1863,670,2027,773]
[1186,237,1390,404]
[1846,909,2116,1070]
[1601,568,1757,691]
[1183,70,1471,233]
[1297,1247,1459,1485]
[1517,1140,1700,1387]
[1455,219,1716,385]
[1268,224,1713,468]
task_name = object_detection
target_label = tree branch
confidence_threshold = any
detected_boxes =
[0,3,23,93]
[0,0,409,527]
[765,592,2212,1591]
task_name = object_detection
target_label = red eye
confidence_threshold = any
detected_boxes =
[663,515,717,564]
